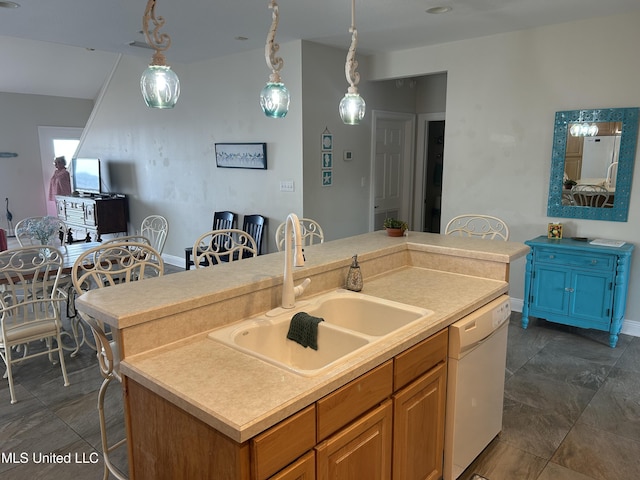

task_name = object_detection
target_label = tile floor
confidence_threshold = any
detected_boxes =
[1,283,638,479]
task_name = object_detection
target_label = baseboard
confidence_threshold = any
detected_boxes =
[510,297,524,313]
[162,253,184,268]
[621,319,640,337]
[509,296,639,338]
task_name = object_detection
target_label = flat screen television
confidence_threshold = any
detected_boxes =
[72,158,102,195]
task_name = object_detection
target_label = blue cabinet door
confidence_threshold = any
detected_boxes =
[570,270,612,327]
[530,265,570,315]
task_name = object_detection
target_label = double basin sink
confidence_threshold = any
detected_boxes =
[207,289,434,376]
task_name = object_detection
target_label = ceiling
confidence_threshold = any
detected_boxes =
[1,0,640,100]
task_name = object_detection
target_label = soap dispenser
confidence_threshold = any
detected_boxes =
[346,254,363,292]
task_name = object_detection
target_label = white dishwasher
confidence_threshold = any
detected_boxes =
[443,294,511,480]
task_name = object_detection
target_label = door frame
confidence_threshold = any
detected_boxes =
[413,112,446,232]
[369,110,416,231]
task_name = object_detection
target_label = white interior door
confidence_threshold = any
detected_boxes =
[370,112,415,230]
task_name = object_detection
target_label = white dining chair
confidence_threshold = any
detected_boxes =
[275,218,324,252]
[72,241,164,480]
[0,245,70,404]
[140,214,169,255]
[14,216,68,248]
[192,228,258,268]
[444,214,510,241]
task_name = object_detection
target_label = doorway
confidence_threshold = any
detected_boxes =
[38,126,82,216]
[413,113,446,232]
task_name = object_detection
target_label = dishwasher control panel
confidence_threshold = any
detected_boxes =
[492,299,511,329]
[448,295,511,356]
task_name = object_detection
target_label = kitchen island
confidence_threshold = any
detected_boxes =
[76,231,528,479]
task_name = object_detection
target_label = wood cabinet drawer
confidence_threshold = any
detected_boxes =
[316,360,393,442]
[268,451,315,480]
[252,405,316,480]
[394,329,447,391]
[535,248,613,270]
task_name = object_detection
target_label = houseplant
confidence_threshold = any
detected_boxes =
[383,218,408,237]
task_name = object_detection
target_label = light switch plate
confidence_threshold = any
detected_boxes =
[279,180,294,192]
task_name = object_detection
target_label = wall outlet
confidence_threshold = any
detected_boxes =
[280,180,295,192]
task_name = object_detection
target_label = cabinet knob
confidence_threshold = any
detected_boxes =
[565,287,574,293]
[549,255,555,259]
[591,260,598,265]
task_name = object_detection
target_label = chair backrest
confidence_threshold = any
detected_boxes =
[141,215,169,254]
[275,218,325,252]
[571,185,613,207]
[444,214,510,241]
[72,242,165,291]
[193,229,257,268]
[213,211,237,230]
[242,214,266,255]
[15,216,67,247]
[0,246,64,330]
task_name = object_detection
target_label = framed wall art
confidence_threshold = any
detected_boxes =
[215,143,267,170]
[547,223,563,239]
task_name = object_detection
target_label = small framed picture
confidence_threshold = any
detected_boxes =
[321,133,333,151]
[548,223,563,239]
[322,170,333,187]
[322,152,333,169]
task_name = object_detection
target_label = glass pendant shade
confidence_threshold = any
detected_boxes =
[260,82,290,118]
[339,93,366,125]
[140,65,181,109]
[569,122,599,137]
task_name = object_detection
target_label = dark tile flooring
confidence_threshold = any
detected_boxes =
[2,291,639,479]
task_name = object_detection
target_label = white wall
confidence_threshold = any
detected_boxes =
[301,42,372,240]
[368,12,640,321]
[77,44,305,258]
[0,93,93,228]
[77,40,409,259]
[301,41,419,241]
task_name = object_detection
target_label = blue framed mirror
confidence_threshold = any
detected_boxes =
[547,107,639,222]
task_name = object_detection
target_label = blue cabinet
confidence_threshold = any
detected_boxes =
[522,236,633,347]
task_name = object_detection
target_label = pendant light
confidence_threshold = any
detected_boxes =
[570,122,599,137]
[260,0,290,118]
[140,0,180,109]
[339,0,365,125]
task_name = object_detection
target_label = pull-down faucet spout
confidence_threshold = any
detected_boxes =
[282,213,311,308]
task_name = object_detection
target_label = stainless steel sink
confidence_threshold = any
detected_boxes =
[207,289,433,376]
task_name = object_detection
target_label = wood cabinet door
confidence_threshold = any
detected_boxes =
[316,400,392,480]
[393,363,446,480]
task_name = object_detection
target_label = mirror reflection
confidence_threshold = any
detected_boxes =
[562,121,622,208]
[547,107,639,222]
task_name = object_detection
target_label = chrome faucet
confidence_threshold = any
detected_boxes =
[282,213,311,308]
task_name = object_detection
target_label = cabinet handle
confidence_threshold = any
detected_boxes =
[565,287,574,293]
[591,260,598,265]
[549,255,555,259]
